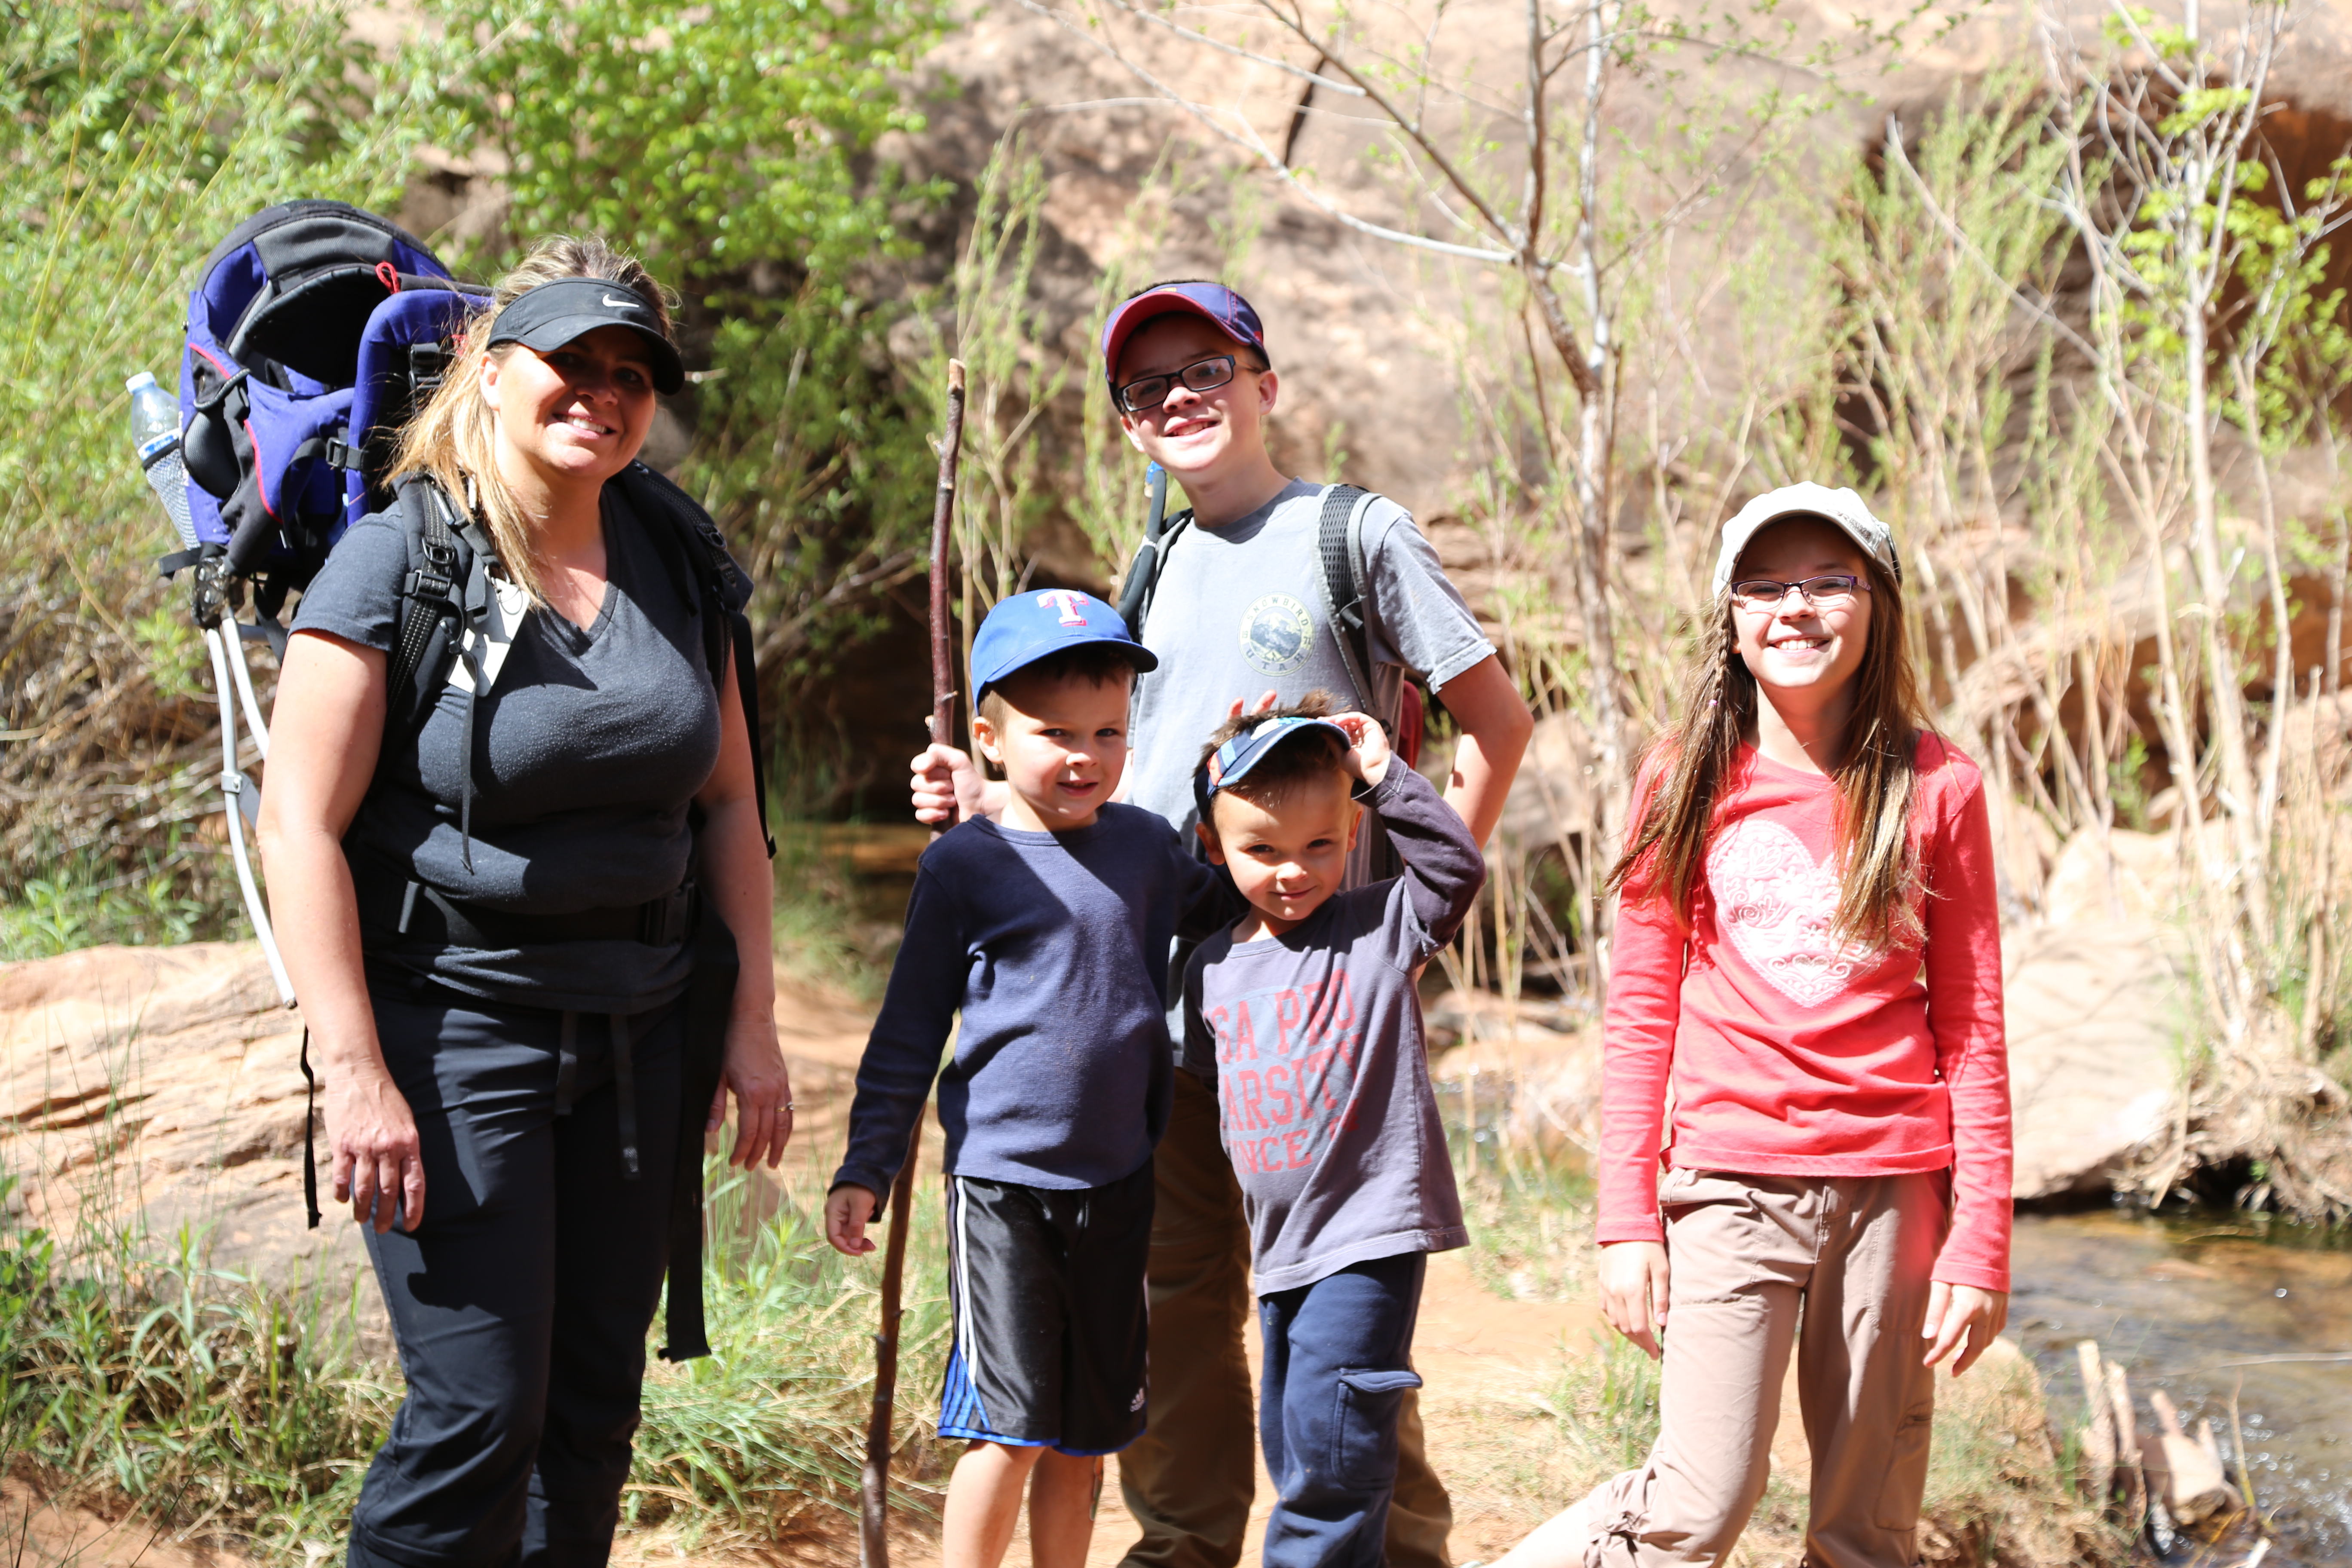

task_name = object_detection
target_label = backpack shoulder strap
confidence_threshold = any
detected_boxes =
[1118,508,1193,640]
[1314,483,1378,712]
[385,477,469,735]
[617,463,775,860]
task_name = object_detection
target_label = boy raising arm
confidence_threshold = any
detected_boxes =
[828,591,1226,1568]
[1186,698,1485,1568]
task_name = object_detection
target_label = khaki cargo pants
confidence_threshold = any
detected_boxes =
[1546,1169,1949,1568]
[1116,1069,1454,1568]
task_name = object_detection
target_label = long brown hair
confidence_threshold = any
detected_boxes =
[1605,533,1931,952]
[390,236,674,604]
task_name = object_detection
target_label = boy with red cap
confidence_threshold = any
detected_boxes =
[914,280,1532,1568]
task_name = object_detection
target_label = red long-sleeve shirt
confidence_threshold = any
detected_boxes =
[1596,736,2013,1292]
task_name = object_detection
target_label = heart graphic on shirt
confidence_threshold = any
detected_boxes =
[1706,817,1880,1007]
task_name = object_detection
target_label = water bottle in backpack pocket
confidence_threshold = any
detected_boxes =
[128,371,196,550]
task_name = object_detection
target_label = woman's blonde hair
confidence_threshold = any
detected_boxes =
[1607,530,1930,952]
[391,236,674,604]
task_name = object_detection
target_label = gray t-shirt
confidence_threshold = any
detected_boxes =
[1129,479,1495,844]
[291,488,726,1012]
[1179,764,1485,1295]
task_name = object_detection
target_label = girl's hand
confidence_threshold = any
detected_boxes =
[326,1060,426,1233]
[1922,1282,2008,1376]
[1330,711,1393,789]
[1598,1240,1671,1360]
[708,1015,794,1169]
[825,1184,879,1256]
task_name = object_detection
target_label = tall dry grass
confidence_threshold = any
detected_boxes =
[0,1152,954,1562]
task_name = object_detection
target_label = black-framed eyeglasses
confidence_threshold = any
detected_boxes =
[1728,573,1868,611]
[1115,353,1243,414]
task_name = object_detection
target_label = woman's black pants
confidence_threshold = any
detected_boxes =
[345,985,684,1568]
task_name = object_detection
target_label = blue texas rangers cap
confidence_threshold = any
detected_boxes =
[970,589,1159,701]
[1193,714,1354,818]
[1100,281,1271,393]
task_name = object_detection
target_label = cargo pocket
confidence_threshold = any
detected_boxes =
[1873,1403,1935,1529]
[1330,1368,1423,1488]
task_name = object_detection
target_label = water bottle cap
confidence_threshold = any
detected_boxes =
[125,371,158,393]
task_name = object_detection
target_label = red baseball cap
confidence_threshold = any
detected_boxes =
[1099,281,1271,395]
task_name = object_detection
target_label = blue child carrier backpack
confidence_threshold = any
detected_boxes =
[147,201,485,1009]
[147,199,772,1038]
[168,199,487,643]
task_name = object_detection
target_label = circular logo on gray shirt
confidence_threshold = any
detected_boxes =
[1240,593,1316,674]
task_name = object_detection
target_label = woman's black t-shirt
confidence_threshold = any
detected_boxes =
[291,485,727,1013]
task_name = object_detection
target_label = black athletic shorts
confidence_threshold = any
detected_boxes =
[937,1159,1156,1456]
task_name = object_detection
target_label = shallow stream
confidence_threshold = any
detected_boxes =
[2010,1207,2351,1565]
[1432,1070,2352,1563]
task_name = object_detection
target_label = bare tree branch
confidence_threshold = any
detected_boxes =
[1016,0,1522,262]
[1232,0,1528,247]
[1100,0,1367,93]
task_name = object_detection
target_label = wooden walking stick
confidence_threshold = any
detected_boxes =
[860,358,967,1568]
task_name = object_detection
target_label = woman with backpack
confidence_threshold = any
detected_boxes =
[256,236,793,1568]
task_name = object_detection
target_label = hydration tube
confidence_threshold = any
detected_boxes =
[225,626,271,758]
[1114,461,1170,629]
[206,624,295,1006]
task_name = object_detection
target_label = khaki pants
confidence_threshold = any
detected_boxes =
[1569,1170,1947,1568]
[1117,1070,1454,1568]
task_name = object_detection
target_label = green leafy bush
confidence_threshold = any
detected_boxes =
[2,0,949,946]
[428,0,950,780]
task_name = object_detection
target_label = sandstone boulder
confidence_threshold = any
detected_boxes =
[2004,828,2191,1201]
[0,941,879,1305]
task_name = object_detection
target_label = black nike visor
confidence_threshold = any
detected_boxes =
[485,277,686,395]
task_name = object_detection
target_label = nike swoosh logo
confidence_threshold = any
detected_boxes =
[601,294,635,309]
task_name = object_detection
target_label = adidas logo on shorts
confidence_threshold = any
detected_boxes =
[1130,1387,1146,1412]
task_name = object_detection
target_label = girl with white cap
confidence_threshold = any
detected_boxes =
[1492,484,2012,1568]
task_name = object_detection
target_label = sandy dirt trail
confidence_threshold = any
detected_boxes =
[1033,1251,1600,1568]
[772,992,1600,1568]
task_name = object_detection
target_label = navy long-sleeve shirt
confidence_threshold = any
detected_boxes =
[832,804,1228,1198]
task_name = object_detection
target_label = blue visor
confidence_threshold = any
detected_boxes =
[1192,714,1354,818]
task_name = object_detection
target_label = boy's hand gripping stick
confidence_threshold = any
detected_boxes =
[861,359,966,1568]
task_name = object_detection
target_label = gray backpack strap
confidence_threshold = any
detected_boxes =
[1314,483,1380,714]
[1121,510,1193,640]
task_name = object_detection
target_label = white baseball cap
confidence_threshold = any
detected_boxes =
[1710,483,1901,598]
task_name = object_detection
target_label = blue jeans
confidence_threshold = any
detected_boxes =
[1256,1252,1428,1568]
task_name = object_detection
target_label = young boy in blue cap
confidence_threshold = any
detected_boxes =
[913,280,1532,1568]
[1184,695,1484,1568]
[828,589,1230,1568]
